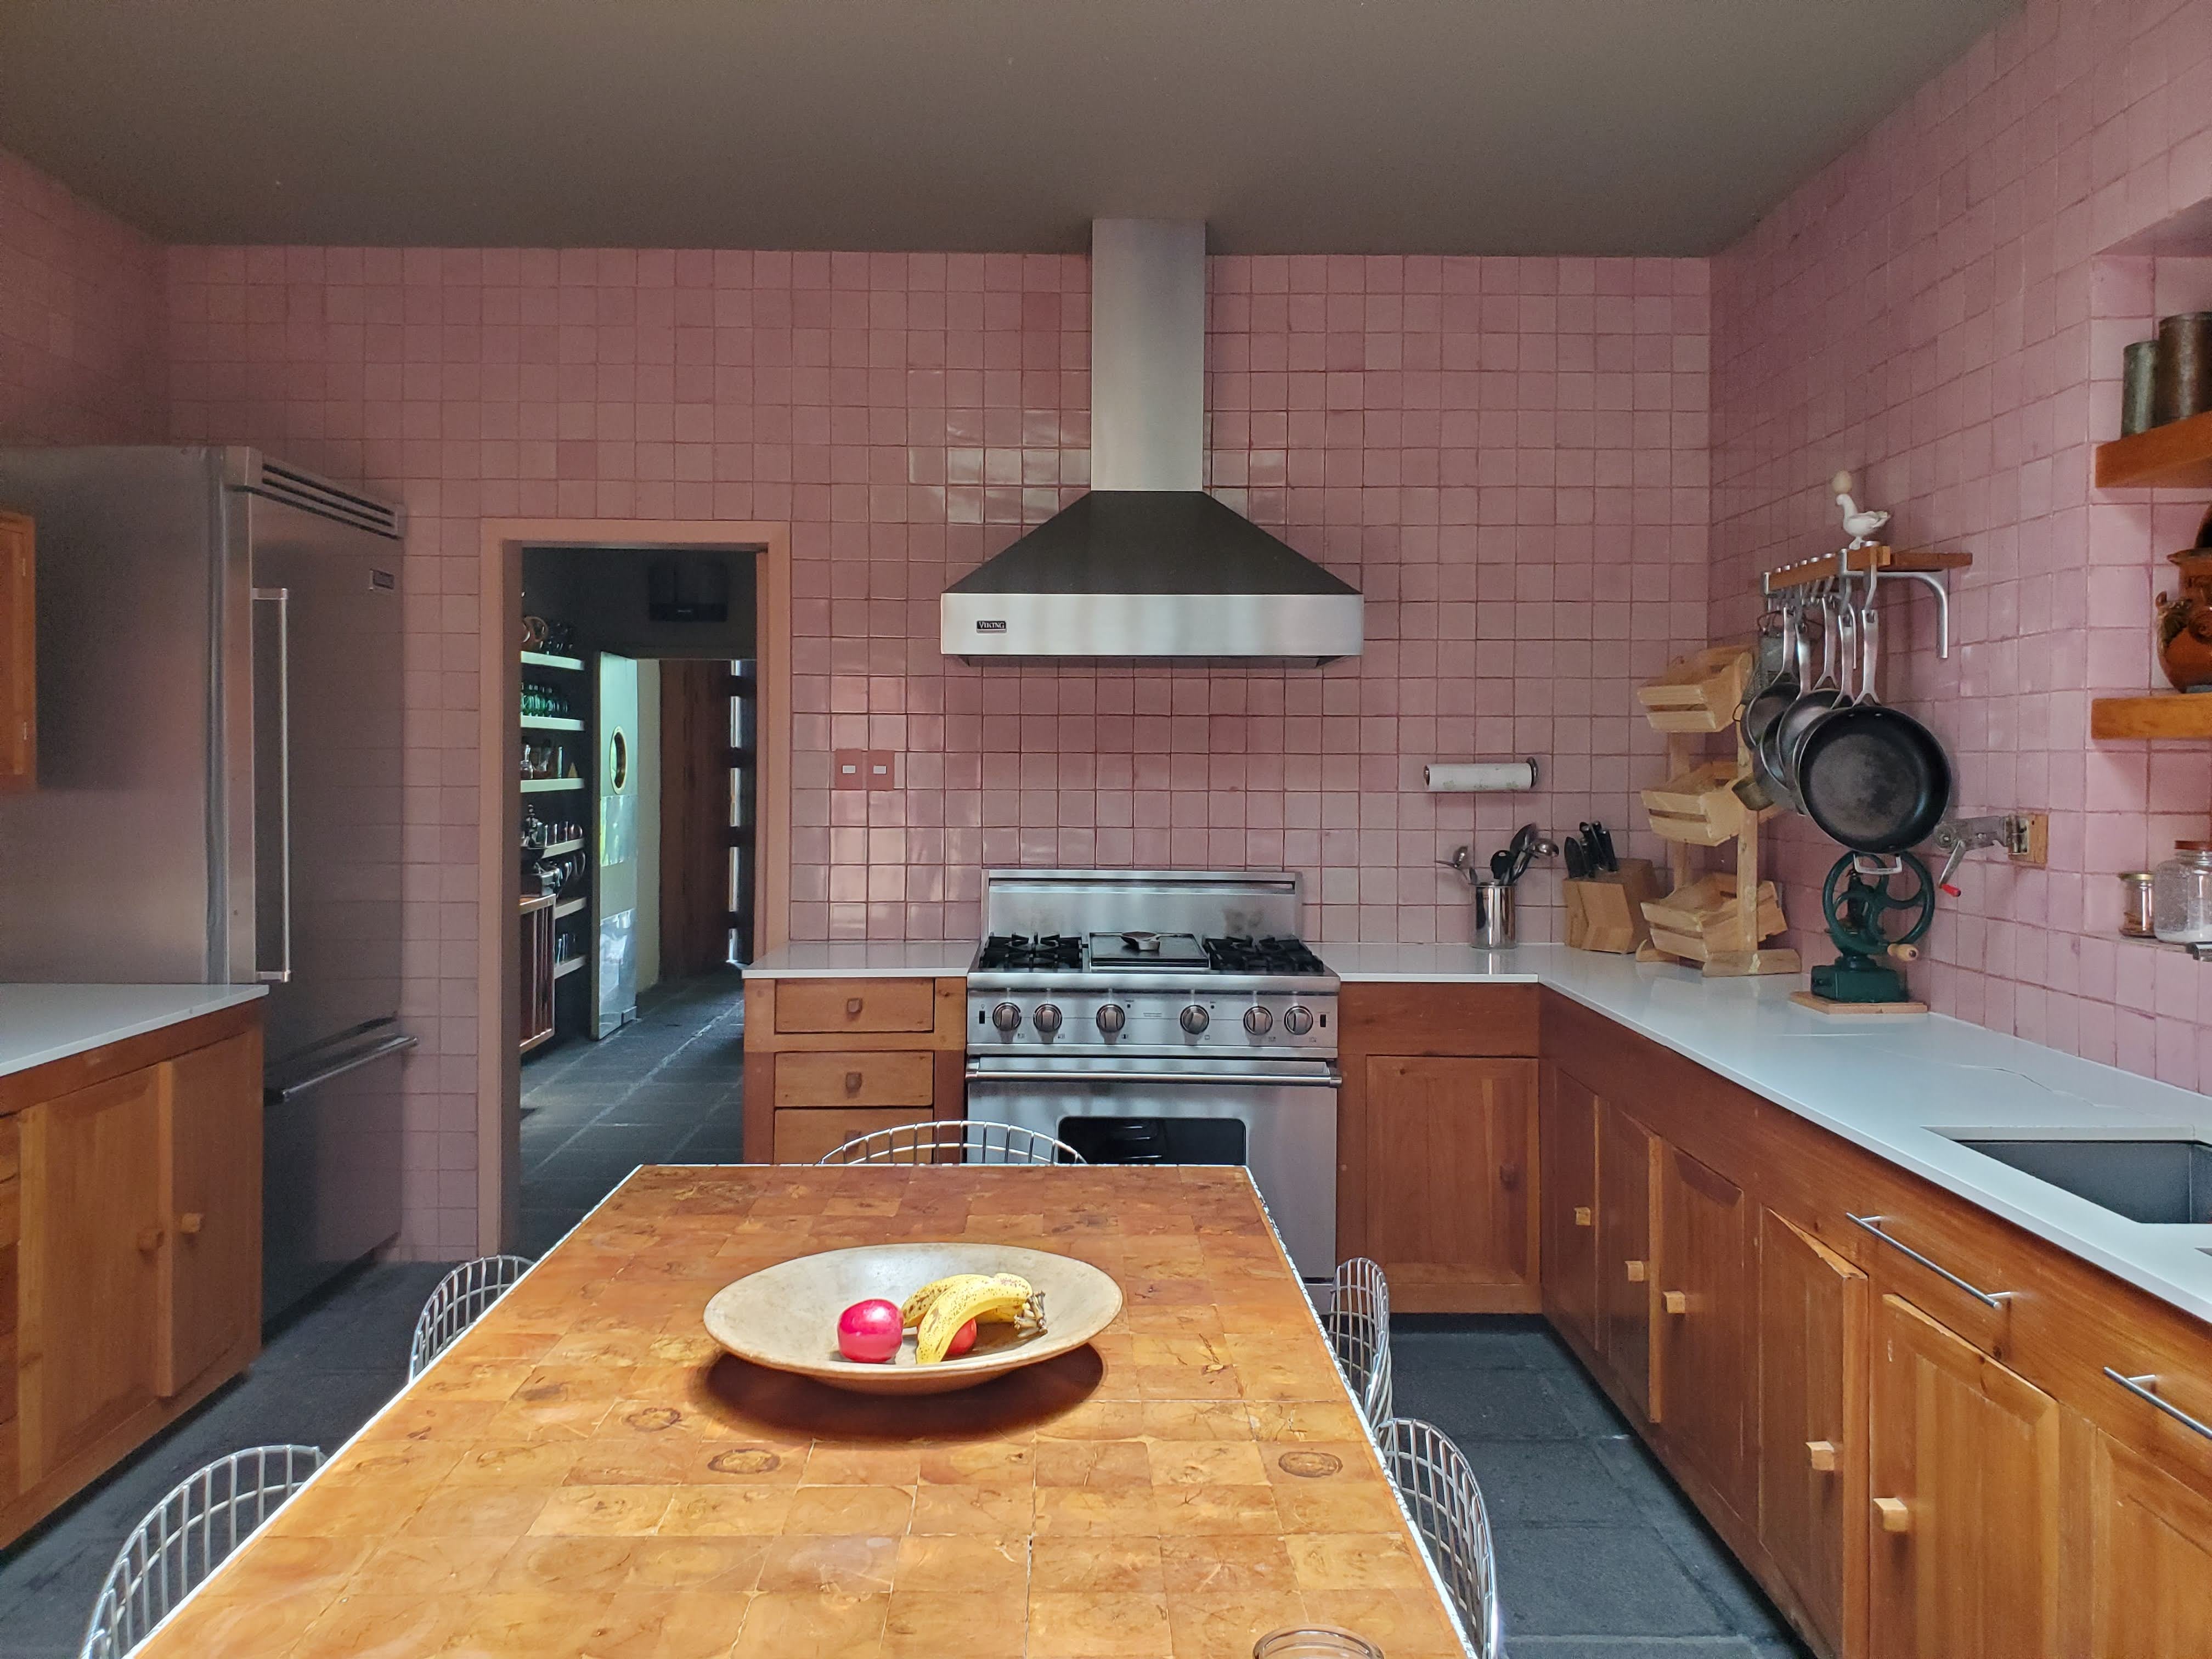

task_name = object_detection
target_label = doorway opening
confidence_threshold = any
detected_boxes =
[486,527,787,1254]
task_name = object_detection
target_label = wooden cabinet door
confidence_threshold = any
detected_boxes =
[1656,1142,1751,1510]
[2087,1389,2212,1654]
[0,510,31,791]
[1869,1293,2058,1659]
[1758,1210,1866,1657]
[160,1034,262,1397]
[17,1068,166,1484]
[1362,1057,1537,1311]
[1596,1098,1657,1420]
[1539,1066,1600,1351]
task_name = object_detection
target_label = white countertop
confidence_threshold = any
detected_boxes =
[1335,943,2212,1323]
[0,984,268,1081]
[744,941,977,979]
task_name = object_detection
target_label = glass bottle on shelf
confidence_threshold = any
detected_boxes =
[2152,841,2212,945]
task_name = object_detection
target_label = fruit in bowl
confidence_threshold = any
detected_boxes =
[836,1299,904,1363]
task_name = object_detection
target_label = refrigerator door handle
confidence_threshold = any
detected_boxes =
[269,1031,417,1103]
[252,586,292,983]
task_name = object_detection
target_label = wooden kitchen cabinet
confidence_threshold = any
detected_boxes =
[1868,1293,2059,1659]
[743,977,968,1163]
[1597,1096,1658,1421]
[0,510,32,791]
[16,1065,168,1488]
[1757,1210,1866,1658]
[1656,1140,1751,1511]
[2086,1417,2212,1654]
[0,1002,262,1550]
[1538,1065,1600,1351]
[1359,1056,1537,1311]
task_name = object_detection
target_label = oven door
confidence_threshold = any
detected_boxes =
[964,1052,1339,1279]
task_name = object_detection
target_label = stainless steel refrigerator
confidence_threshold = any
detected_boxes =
[0,446,410,1319]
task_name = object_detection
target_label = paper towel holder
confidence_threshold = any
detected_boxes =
[1424,759,1540,793]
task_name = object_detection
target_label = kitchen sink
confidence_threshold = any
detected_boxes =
[1948,1137,2212,1225]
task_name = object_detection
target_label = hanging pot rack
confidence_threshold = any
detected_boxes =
[1759,544,1971,658]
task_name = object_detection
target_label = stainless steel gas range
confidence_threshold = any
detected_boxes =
[964,869,1340,1279]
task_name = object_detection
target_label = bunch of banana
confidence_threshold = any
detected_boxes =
[901,1272,1047,1364]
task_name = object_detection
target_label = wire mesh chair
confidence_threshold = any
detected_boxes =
[80,1444,324,1659]
[1327,1254,1393,1432]
[1379,1416,1502,1659]
[409,1253,534,1378]
[816,1118,1085,1166]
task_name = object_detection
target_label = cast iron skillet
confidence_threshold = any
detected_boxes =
[1795,607,1953,855]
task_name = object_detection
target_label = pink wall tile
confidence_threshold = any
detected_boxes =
[0,148,164,443]
[1711,0,2212,1081]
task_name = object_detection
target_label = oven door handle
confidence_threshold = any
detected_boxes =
[964,1062,1342,1087]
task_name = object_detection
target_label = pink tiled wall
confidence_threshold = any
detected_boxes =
[0,148,164,444]
[160,244,1708,1253]
[1712,0,2212,1085]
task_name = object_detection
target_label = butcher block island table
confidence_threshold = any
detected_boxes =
[137,1164,1467,1658]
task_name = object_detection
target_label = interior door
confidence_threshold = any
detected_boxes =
[594,652,640,1036]
[1598,1098,1657,1421]
[17,1069,166,1484]
[161,1032,263,1396]
[1869,1293,2059,1658]
[1541,1065,1600,1352]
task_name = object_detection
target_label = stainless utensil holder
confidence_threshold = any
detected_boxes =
[1470,879,1515,949]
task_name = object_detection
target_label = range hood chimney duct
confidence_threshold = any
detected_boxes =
[940,219,1364,664]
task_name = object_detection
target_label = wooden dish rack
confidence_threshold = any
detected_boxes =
[1633,645,1798,977]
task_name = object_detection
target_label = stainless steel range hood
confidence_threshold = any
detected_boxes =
[942,220,1363,664]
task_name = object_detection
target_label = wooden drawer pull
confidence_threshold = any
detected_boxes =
[1572,1205,1593,1228]
[1874,1496,1912,1534]
[178,1212,205,1237]
[844,1071,863,1094]
[1499,1163,1520,1191]
[1624,1259,1647,1283]
[2105,1368,2212,1443]
[1807,1440,1839,1472]
[846,997,864,1017]
[1662,1289,1688,1315]
[134,1226,165,1254]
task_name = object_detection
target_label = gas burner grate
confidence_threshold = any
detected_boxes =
[1204,935,1329,976]
[976,933,1085,972]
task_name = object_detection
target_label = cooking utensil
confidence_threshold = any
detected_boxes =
[1795,570,1954,855]
[703,1241,1122,1396]
[1776,583,1854,792]
[1589,821,1617,871]
[1488,848,1513,882]
[1119,930,1162,952]
[1564,838,1588,879]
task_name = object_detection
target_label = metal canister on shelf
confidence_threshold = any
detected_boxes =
[2121,339,2158,435]
[2118,870,2155,938]
[2152,312,2212,426]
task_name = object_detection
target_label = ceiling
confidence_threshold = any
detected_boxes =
[0,1,2016,256]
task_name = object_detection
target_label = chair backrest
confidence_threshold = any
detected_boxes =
[409,1254,534,1378]
[1327,1254,1392,1431]
[80,1444,324,1659]
[816,1119,1085,1166]
[1379,1417,1502,1659]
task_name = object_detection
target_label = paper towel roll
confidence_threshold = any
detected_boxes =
[1424,759,1538,793]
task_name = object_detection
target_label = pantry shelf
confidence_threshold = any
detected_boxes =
[2094,410,2212,490]
[2090,695,2212,740]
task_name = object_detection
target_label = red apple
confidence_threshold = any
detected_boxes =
[837,1298,904,1363]
[946,1318,979,1357]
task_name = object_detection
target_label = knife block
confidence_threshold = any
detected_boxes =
[1564,858,1662,953]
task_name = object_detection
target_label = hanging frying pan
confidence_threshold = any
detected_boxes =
[1741,592,1803,757]
[1796,581,1953,855]
[1774,584,1854,795]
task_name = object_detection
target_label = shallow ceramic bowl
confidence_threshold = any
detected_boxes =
[703,1242,1123,1395]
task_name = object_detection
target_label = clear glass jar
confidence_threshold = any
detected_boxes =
[2151,842,2212,944]
[1252,1630,1384,1659]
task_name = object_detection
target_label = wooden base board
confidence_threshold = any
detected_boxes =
[1790,990,1927,1018]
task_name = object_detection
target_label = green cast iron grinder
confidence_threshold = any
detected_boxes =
[1810,851,1935,1003]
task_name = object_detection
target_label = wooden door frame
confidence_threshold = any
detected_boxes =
[475,519,791,1254]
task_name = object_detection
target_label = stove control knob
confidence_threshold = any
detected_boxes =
[1283,1005,1316,1036]
[1095,1003,1126,1035]
[1243,1006,1274,1036]
[991,1001,1023,1033]
[1034,1003,1063,1036]
[1180,1005,1210,1035]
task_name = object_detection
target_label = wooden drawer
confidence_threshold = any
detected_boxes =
[772,1107,932,1165]
[774,979,936,1036]
[774,1051,935,1109]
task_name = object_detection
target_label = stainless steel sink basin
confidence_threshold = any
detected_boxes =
[1949,1137,2212,1225]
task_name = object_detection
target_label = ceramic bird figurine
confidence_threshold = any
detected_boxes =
[1831,470,1889,548]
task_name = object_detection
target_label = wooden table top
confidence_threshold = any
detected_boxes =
[139,1165,1468,1658]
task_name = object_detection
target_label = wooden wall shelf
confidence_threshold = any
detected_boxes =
[2090,695,2212,739]
[2094,411,2212,490]
[1760,544,1971,592]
